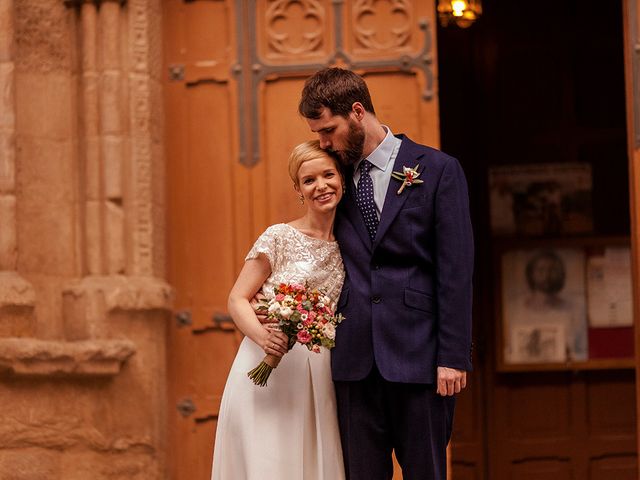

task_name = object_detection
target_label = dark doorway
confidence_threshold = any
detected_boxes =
[437,1,637,478]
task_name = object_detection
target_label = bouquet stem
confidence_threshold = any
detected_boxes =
[247,354,281,387]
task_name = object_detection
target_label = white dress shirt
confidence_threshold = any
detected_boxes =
[353,126,402,219]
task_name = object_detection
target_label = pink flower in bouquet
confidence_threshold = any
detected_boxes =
[308,311,317,321]
[297,330,312,344]
[311,345,321,353]
[275,293,285,302]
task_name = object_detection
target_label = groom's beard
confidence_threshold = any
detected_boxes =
[335,120,365,166]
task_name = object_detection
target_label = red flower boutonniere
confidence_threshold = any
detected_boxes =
[391,165,424,195]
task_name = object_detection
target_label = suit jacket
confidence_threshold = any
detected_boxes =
[332,134,474,383]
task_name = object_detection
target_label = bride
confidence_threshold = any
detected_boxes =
[211,141,346,479]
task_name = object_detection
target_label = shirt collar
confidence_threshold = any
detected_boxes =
[356,126,396,172]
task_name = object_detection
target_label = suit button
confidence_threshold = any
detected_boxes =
[372,296,381,304]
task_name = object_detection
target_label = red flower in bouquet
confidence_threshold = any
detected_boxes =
[247,282,345,387]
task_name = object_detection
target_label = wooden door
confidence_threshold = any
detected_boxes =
[163,1,475,479]
[626,0,640,475]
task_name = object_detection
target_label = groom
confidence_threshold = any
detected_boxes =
[298,68,474,479]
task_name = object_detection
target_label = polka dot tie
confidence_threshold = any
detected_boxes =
[356,160,378,241]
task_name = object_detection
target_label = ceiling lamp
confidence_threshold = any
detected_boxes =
[437,0,482,28]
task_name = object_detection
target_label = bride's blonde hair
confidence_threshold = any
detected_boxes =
[288,140,341,185]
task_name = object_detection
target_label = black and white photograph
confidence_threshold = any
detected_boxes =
[489,163,593,237]
[501,248,588,363]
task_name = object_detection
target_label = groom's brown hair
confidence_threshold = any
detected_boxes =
[298,68,376,119]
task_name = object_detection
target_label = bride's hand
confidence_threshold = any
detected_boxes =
[260,327,289,358]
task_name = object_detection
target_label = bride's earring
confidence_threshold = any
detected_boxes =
[299,194,305,205]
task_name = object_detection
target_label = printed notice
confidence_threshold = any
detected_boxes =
[587,247,632,327]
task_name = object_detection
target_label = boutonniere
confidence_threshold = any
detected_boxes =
[391,165,424,195]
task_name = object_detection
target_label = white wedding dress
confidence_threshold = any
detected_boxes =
[211,223,346,480]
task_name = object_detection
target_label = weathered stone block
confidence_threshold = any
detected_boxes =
[100,71,122,135]
[0,62,15,129]
[98,1,120,71]
[0,271,35,336]
[0,448,60,480]
[80,74,99,136]
[0,194,16,269]
[0,131,16,193]
[0,0,14,63]
[85,199,103,275]
[15,137,76,275]
[15,72,73,139]
[103,135,123,200]
[60,451,158,480]
[0,337,136,377]
[14,0,72,73]
[62,275,172,340]
[105,201,125,274]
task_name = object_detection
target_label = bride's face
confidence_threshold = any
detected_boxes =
[296,155,343,214]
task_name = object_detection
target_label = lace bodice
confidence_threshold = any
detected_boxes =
[246,223,345,307]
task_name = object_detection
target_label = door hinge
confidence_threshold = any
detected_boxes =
[168,64,185,82]
[175,310,192,327]
[177,397,196,418]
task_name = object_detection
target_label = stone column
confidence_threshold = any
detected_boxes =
[79,0,126,276]
[0,0,17,272]
[99,0,125,275]
[0,0,36,335]
[80,0,102,275]
[59,1,171,477]
[65,0,170,342]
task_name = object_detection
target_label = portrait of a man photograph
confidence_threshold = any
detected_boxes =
[501,248,588,363]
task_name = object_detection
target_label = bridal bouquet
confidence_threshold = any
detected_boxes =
[248,282,344,387]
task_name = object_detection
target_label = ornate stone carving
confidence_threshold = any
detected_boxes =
[265,0,324,57]
[0,338,136,377]
[129,0,156,276]
[353,0,412,52]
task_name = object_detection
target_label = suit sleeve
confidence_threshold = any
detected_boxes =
[434,156,474,371]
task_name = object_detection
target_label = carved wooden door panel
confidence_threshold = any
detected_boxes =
[163,1,482,479]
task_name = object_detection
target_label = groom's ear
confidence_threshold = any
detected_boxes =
[351,102,365,120]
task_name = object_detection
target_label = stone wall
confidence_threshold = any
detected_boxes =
[0,0,170,478]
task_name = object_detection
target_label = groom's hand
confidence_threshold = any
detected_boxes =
[251,293,276,326]
[436,366,467,396]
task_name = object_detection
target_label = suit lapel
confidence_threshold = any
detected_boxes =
[342,165,373,251]
[373,137,424,249]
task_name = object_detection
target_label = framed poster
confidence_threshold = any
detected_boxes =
[489,163,593,236]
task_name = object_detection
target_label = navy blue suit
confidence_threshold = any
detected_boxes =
[333,135,473,479]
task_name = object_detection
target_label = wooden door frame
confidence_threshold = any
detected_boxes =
[623,0,640,474]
